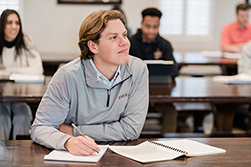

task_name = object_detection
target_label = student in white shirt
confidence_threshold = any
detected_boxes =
[0,9,43,140]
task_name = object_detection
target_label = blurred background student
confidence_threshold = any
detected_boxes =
[129,7,178,133]
[0,9,43,140]
[221,3,251,53]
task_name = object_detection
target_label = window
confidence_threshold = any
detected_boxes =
[159,0,211,36]
[0,0,19,14]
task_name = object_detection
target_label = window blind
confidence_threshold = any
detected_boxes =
[0,0,19,14]
[159,0,210,36]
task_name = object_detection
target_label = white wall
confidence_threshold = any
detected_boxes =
[22,0,156,56]
[21,0,246,56]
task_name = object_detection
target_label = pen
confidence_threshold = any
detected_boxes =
[71,123,99,154]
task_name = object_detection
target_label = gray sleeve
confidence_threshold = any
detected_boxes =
[76,62,149,141]
[30,68,72,149]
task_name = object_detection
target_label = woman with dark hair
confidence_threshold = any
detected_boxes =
[0,9,43,140]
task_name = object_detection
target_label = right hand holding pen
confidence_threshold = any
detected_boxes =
[64,136,100,156]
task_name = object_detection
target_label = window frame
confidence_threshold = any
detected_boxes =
[154,0,215,51]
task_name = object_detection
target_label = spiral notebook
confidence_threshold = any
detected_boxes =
[109,139,226,163]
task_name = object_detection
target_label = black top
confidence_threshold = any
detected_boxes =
[129,29,178,77]
[4,38,16,48]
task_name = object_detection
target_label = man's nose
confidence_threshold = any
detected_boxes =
[119,36,127,46]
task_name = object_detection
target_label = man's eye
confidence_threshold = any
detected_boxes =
[123,34,128,37]
[112,36,117,39]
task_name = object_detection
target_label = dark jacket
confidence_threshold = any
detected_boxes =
[129,29,178,78]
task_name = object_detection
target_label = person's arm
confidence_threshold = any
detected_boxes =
[30,67,74,149]
[220,25,243,53]
[5,34,43,74]
[238,41,251,74]
[30,67,99,155]
[221,43,245,53]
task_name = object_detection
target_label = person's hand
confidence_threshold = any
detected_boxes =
[64,136,100,156]
[59,124,74,136]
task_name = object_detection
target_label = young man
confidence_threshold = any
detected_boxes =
[129,8,178,133]
[129,7,178,78]
[221,3,251,53]
[30,10,149,156]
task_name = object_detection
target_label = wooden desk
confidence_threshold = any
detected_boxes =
[174,52,238,75]
[0,76,250,134]
[0,77,51,103]
[1,138,250,167]
[150,77,251,133]
[150,77,251,103]
[174,52,238,66]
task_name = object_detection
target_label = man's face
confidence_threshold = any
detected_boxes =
[141,16,160,43]
[92,19,130,70]
[4,13,20,42]
[237,10,249,28]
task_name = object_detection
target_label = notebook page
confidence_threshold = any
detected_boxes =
[44,145,108,163]
[155,139,226,156]
[109,141,184,163]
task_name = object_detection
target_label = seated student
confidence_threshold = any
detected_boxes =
[0,9,43,140]
[234,41,251,131]
[30,10,149,155]
[221,3,251,53]
[238,40,251,75]
[129,7,178,133]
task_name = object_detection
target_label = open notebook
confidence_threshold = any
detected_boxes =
[44,145,108,163]
[109,139,226,163]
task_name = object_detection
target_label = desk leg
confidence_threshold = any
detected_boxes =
[214,104,236,133]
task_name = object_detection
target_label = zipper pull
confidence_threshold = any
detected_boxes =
[106,89,110,107]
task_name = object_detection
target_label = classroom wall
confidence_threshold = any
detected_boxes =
[22,0,246,56]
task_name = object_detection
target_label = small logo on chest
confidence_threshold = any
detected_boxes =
[119,93,130,99]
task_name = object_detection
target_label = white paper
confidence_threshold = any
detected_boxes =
[44,145,108,163]
[143,60,174,65]
[202,51,222,58]
[213,73,251,84]
[109,142,183,163]
[222,52,242,59]
[154,139,226,156]
[9,73,45,83]
[109,139,226,163]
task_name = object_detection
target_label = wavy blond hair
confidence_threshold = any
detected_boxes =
[78,10,126,59]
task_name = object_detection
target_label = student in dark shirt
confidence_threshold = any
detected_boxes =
[129,7,178,78]
[129,8,178,133]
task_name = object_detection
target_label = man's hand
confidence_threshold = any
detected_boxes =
[59,124,74,136]
[64,136,100,156]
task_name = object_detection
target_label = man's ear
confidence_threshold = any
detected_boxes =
[87,40,98,54]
